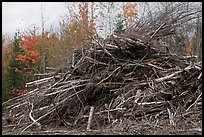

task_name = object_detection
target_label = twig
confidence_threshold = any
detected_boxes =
[85,56,109,66]
[20,108,55,134]
[135,89,142,103]
[147,22,167,44]
[137,101,167,105]
[167,108,175,126]
[177,128,202,132]
[96,66,121,86]
[87,106,94,131]
[96,38,118,62]
[186,93,202,111]
[34,73,54,76]
[70,82,84,108]
[45,84,86,96]
[28,103,41,130]
[54,89,85,106]
[155,64,194,83]
[197,73,202,79]
[26,77,53,87]
[108,99,114,122]
[95,108,126,114]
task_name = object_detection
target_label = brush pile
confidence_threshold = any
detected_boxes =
[2,30,202,133]
[2,4,202,133]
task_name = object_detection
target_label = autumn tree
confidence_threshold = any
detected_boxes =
[16,30,41,77]
[43,30,62,67]
[2,35,9,101]
[186,16,202,60]
[122,2,138,27]
[79,2,89,34]
[79,2,98,38]
[57,2,99,65]
[2,35,6,71]
[5,27,42,96]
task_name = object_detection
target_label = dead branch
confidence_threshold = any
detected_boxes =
[87,106,94,131]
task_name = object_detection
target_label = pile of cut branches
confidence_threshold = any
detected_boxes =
[2,31,202,133]
[2,4,202,133]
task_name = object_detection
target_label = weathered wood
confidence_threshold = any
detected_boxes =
[25,77,53,87]
[87,106,94,131]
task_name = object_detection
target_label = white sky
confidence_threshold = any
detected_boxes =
[2,2,68,37]
[2,2,125,39]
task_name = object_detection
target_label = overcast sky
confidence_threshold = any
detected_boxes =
[2,2,122,39]
[2,2,68,37]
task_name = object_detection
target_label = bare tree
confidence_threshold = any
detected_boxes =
[40,2,47,73]
[124,2,202,55]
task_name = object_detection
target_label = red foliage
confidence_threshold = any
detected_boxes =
[17,89,30,95]
[79,2,98,38]
[16,31,41,76]
[79,2,89,32]
[15,68,22,73]
[17,35,40,64]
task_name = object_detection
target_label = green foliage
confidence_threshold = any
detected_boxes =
[175,34,186,47]
[114,14,126,34]
[2,66,9,102]
[7,32,26,91]
[2,30,42,100]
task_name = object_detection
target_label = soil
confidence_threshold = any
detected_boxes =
[2,119,202,135]
[2,128,202,135]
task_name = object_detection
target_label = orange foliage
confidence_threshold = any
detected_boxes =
[17,35,40,64]
[16,89,30,95]
[43,31,63,67]
[123,3,138,19]
[15,32,41,76]
[79,2,89,32]
[186,39,193,55]
[79,2,98,38]
[123,3,138,27]
[2,39,7,71]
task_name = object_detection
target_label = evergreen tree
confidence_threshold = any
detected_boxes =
[2,36,9,102]
[2,72,9,102]
[114,14,126,34]
[7,32,26,92]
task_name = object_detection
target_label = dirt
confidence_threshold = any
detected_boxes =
[2,128,202,135]
[2,119,202,135]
